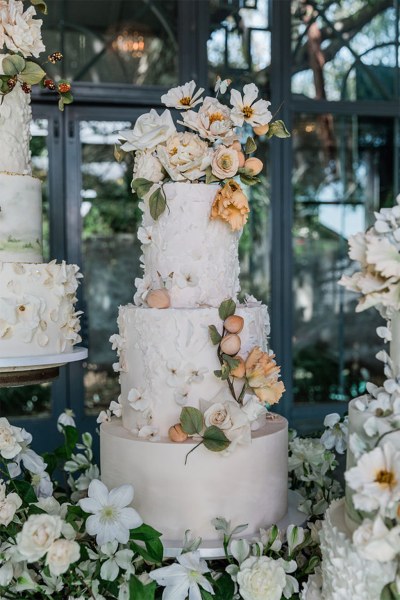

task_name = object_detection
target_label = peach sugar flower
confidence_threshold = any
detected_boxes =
[210,180,250,231]
[245,347,285,405]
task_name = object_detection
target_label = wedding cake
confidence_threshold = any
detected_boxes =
[319,202,400,599]
[0,2,82,359]
[100,79,291,541]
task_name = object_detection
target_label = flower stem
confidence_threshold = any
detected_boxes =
[184,440,203,465]
[374,427,400,448]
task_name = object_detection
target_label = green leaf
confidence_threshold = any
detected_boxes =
[304,555,320,575]
[222,354,240,371]
[266,119,291,139]
[201,591,214,600]
[60,91,73,105]
[214,369,223,379]
[180,407,204,435]
[203,426,230,452]
[13,480,37,504]
[130,540,162,565]
[30,0,48,13]
[58,97,65,111]
[129,575,157,600]
[239,173,260,186]
[64,425,79,456]
[131,178,154,199]
[218,298,236,320]
[2,55,26,76]
[130,523,162,542]
[205,166,221,184]
[220,363,230,380]
[208,324,222,345]
[20,61,46,85]
[244,136,257,154]
[149,187,166,221]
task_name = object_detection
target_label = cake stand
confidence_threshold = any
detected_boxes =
[163,490,305,559]
[0,347,88,386]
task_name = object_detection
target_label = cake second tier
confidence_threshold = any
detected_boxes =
[112,302,269,438]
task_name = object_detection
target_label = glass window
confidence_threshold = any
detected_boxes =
[293,113,398,405]
[292,0,400,101]
[43,0,179,86]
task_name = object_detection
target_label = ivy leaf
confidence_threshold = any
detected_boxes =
[209,324,222,345]
[205,166,221,184]
[149,187,166,221]
[2,55,26,76]
[129,575,157,599]
[20,61,46,85]
[222,354,240,371]
[203,426,230,452]
[266,120,291,139]
[180,407,204,435]
[218,298,236,320]
[30,0,48,13]
[131,178,154,199]
[244,136,257,154]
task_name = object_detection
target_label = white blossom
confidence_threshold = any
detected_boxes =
[149,550,214,599]
[0,0,45,57]
[161,80,204,110]
[230,84,272,127]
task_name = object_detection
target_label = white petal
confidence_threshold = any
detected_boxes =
[119,506,143,530]
[88,479,109,506]
[85,513,101,536]
[109,484,134,508]
[79,497,101,514]
[100,558,119,582]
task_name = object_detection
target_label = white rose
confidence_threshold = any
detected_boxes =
[211,146,239,179]
[46,539,80,576]
[203,402,232,430]
[119,109,176,152]
[133,150,164,183]
[16,514,63,561]
[156,132,212,182]
[201,393,252,452]
[0,492,22,526]
[353,517,400,562]
[0,0,45,58]
[237,555,287,600]
[0,418,23,459]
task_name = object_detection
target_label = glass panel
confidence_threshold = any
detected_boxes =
[80,121,141,415]
[292,1,400,101]
[208,0,271,89]
[0,120,52,419]
[293,114,397,404]
[43,0,179,86]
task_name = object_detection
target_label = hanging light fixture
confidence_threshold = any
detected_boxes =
[112,29,145,58]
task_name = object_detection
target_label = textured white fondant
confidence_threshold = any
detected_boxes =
[0,261,82,357]
[320,499,397,600]
[101,418,288,541]
[0,55,32,175]
[113,303,270,437]
[138,182,241,307]
[390,311,400,377]
[0,173,42,262]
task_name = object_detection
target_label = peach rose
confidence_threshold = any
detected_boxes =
[211,146,240,179]
[245,347,285,405]
[211,180,250,231]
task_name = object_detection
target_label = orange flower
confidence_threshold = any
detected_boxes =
[245,347,285,405]
[211,180,250,231]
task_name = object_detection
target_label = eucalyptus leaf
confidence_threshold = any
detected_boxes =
[203,426,230,452]
[267,119,291,139]
[149,187,167,221]
[20,61,46,85]
[30,0,48,13]
[208,324,222,345]
[218,298,236,320]
[180,406,204,435]
[131,178,154,199]
[244,136,257,154]
[2,55,25,76]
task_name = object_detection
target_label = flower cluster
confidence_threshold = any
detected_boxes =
[118,79,289,229]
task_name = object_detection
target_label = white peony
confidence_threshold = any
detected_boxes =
[237,555,292,600]
[0,0,45,58]
[353,516,400,562]
[119,109,176,152]
[0,489,22,526]
[230,83,272,127]
[181,96,236,144]
[46,539,80,576]
[133,150,164,183]
[149,550,214,599]
[0,417,23,459]
[156,132,212,182]
[161,80,204,110]
[16,514,63,561]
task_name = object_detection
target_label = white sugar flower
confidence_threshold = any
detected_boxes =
[99,540,134,582]
[161,80,204,110]
[133,150,164,183]
[175,269,199,288]
[119,109,176,152]
[109,398,123,418]
[186,365,207,384]
[137,226,154,245]
[345,442,400,513]
[79,479,142,545]
[0,488,22,526]
[57,409,76,432]
[174,385,190,406]
[149,550,214,599]
[0,417,23,460]
[166,359,184,387]
[367,237,400,278]
[156,131,212,182]
[134,275,153,306]
[353,516,400,562]
[46,539,80,576]
[201,392,252,451]
[137,425,159,441]
[0,0,45,57]
[181,97,236,144]
[320,413,348,454]
[128,387,150,411]
[16,514,63,561]
[237,555,297,600]
[230,84,272,127]
[97,410,112,424]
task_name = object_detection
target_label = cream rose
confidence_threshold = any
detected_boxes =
[133,150,164,183]
[211,146,239,179]
[16,514,63,561]
[0,418,23,460]
[237,556,287,600]
[0,492,22,526]
[119,109,176,152]
[201,393,252,451]
[0,0,45,58]
[203,402,232,430]
[156,132,212,182]
[46,539,80,576]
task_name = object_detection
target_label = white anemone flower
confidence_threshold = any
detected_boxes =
[79,479,142,546]
[149,550,214,600]
[161,80,204,110]
[230,83,272,127]
[345,442,400,513]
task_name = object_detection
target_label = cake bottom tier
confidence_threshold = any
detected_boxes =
[320,499,397,600]
[100,417,288,542]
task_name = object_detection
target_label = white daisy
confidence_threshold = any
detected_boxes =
[149,550,214,600]
[161,80,204,110]
[230,83,272,127]
[79,479,142,546]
